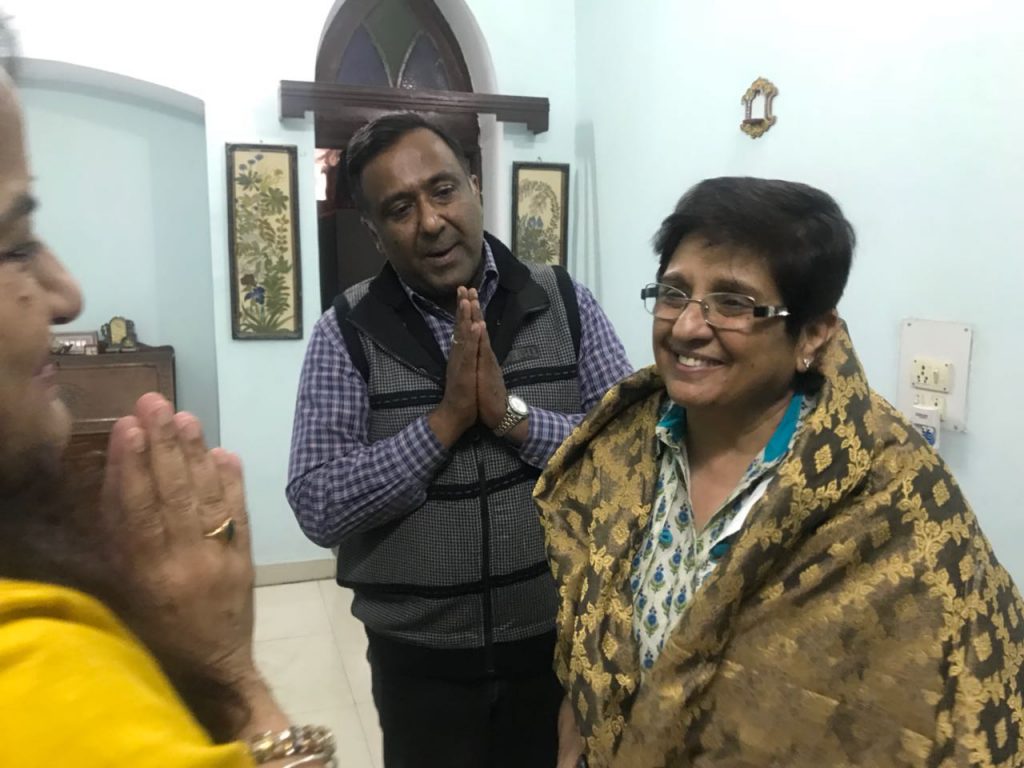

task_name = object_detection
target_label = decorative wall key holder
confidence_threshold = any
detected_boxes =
[741,77,778,139]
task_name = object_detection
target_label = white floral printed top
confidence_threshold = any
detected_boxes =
[630,393,811,673]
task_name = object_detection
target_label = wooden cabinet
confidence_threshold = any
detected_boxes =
[52,347,176,496]
[54,346,176,436]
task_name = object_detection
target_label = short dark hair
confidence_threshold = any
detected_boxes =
[344,112,468,213]
[652,177,855,334]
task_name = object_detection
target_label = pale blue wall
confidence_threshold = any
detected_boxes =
[12,2,578,568]
[193,0,580,567]
[13,0,579,568]
[573,0,1024,579]
[21,83,221,444]
[17,0,1023,578]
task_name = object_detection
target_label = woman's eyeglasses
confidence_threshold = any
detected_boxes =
[640,283,790,331]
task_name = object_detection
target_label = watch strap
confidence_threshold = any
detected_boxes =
[493,398,527,437]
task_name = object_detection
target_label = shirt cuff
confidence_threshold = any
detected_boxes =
[519,406,579,468]
[399,416,452,482]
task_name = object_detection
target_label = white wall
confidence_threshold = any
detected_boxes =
[8,0,577,566]
[575,0,1024,578]
[24,0,1015,580]
[458,1,578,244]
[20,76,221,444]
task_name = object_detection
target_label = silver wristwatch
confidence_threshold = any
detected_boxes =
[493,395,529,437]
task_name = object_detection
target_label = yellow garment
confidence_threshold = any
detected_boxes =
[535,327,1024,767]
[0,579,254,767]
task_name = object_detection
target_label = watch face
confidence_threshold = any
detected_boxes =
[508,395,528,416]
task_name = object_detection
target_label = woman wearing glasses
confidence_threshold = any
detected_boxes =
[537,177,1024,768]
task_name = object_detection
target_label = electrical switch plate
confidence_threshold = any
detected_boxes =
[911,356,953,393]
[897,319,972,433]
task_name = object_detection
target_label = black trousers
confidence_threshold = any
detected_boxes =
[366,632,563,768]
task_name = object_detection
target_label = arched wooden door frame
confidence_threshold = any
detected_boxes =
[313,0,483,310]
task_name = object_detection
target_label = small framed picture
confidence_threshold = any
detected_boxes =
[51,331,99,355]
[226,143,303,340]
[100,316,139,351]
[512,162,570,267]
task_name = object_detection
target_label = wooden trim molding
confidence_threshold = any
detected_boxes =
[280,80,549,134]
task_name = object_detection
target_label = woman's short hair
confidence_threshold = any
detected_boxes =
[652,177,855,334]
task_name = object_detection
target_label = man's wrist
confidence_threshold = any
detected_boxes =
[427,405,470,448]
[501,417,529,446]
[492,395,528,437]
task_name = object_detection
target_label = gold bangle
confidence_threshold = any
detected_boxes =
[246,725,336,764]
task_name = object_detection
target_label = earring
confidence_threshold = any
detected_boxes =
[802,357,813,370]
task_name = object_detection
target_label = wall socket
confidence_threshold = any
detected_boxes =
[913,391,946,416]
[912,356,952,393]
[898,319,973,433]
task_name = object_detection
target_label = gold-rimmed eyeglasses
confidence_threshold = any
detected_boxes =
[640,282,790,331]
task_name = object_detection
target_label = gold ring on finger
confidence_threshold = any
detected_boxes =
[203,517,236,544]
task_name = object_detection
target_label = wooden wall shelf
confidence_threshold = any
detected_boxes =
[280,81,550,134]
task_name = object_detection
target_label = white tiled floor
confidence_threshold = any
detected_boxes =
[254,579,382,768]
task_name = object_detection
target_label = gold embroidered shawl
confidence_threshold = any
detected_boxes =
[534,328,1024,767]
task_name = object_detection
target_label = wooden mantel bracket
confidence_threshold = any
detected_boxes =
[280,80,550,134]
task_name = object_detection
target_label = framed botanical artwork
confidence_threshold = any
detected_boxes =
[226,143,303,340]
[511,162,569,267]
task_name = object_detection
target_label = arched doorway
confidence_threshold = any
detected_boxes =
[314,0,481,311]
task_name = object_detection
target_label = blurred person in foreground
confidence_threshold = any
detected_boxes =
[0,16,333,767]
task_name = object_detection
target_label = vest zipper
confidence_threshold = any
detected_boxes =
[473,433,496,675]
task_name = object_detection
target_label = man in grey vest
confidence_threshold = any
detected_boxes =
[287,112,632,767]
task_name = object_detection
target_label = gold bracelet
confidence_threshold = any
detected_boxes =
[246,725,336,764]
